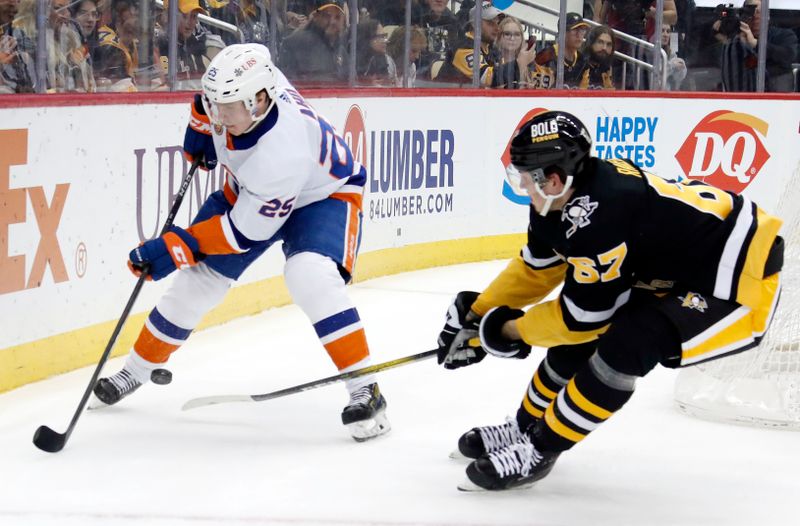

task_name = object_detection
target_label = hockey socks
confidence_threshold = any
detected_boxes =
[538,352,637,452]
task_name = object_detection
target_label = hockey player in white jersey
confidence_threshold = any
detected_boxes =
[93,43,390,442]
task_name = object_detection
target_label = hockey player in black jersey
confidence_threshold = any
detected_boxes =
[437,110,784,491]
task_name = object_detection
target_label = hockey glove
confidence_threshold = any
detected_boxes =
[183,94,218,171]
[479,306,532,360]
[128,226,205,281]
[437,291,487,370]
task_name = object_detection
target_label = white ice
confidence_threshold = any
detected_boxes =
[1,260,798,526]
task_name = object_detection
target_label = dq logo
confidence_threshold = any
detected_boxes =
[0,129,70,294]
[343,105,367,168]
[675,110,770,194]
[500,107,548,205]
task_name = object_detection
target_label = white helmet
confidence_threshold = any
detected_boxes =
[201,43,278,130]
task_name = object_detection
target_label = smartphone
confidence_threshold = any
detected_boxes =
[526,35,537,51]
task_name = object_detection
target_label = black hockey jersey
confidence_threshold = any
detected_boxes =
[472,157,783,347]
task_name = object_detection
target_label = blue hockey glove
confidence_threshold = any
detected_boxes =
[183,94,218,170]
[479,306,531,359]
[128,226,205,281]
[437,291,487,370]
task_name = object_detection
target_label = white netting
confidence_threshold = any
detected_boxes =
[674,164,800,430]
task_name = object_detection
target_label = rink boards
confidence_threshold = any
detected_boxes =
[1,90,797,392]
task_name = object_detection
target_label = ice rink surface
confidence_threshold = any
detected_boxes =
[2,260,798,526]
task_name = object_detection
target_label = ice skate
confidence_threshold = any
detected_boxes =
[92,369,142,407]
[458,434,560,492]
[341,383,391,442]
[452,416,525,460]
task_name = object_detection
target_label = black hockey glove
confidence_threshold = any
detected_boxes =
[479,306,532,360]
[437,291,486,370]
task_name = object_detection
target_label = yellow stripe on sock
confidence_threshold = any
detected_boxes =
[522,394,545,418]
[533,370,557,399]
[566,381,613,420]
[544,404,586,443]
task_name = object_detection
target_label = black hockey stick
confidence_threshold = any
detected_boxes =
[33,157,203,453]
[181,348,439,411]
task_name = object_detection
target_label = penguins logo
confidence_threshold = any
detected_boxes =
[563,196,598,238]
[679,292,708,313]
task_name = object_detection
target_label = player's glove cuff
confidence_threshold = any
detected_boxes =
[479,306,531,360]
[189,93,211,134]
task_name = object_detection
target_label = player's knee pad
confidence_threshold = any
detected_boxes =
[546,341,597,380]
[596,305,680,378]
[284,251,351,321]
[157,264,232,329]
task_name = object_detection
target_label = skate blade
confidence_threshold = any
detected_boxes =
[87,394,110,411]
[449,449,471,461]
[456,478,537,492]
[347,411,391,442]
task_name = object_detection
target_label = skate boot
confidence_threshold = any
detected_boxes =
[341,383,391,442]
[93,369,142,406]
[459,434,560,491]
[454,416,525,460]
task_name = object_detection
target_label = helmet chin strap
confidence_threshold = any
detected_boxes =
[242,96,277,134]
[534,174,574,216]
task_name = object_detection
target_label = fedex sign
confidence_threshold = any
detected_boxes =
[0,129,70,295]
[675,110,770,193]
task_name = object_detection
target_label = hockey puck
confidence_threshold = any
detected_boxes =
[151,368,173,385]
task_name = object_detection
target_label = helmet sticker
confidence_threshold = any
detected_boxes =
[530,119,560,143]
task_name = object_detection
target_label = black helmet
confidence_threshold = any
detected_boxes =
[510,111,592,178]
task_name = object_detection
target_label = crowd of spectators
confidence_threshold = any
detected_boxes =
[0,0,796,94]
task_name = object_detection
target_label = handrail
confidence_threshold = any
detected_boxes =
[513,0,668,90]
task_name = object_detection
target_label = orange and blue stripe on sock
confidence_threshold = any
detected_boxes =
[313,308,369,370]
[133,307,193,364]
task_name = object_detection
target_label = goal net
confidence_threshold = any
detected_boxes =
[674,166,800,430]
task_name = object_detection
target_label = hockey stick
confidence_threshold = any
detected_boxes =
[182,348,439,411]
[33,157,203,453]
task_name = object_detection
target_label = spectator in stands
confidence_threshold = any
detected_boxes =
[94,0,141,91]
[280,0,348,84]
[435,0,501,85]
[593,1,677,41]
[12,0,93,92]
[386,25,427,87]
[594,1,676,89]
[0,0,36,92]
[578,24,616,89]
[356,19,395,86]
[416,0,459,76]
[156,0,224,89]
[718,0,797,92]
[489,15,550,90]
[645,23,685,90]
[284,0,311,31]
[206,0,278,47]
[495,15,524,66]
[71,0,100,58]
[535,11,589,89]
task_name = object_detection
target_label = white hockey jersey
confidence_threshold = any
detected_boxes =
[192,72,365,255]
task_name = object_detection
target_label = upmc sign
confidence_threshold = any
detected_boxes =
[675,110,770,194]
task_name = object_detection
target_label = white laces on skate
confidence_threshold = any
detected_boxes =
[347,384,374,407]
[487,434,542,479]
[108,369,141,395]
[478,416,523,452]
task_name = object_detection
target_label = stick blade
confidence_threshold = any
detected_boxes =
[33,425,67,453]
[181,395,252,411]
